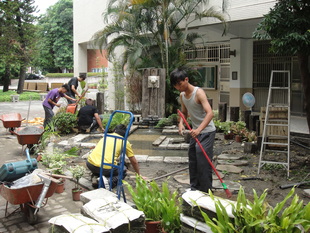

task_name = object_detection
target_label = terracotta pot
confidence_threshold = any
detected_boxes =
[72,188,83,201]
[145,220,161,233]
[55,179,65,194]
[235,135,242,142]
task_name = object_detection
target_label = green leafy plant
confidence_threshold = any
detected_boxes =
[123,175,182,232]
[195,187,310,232]
[155,118,173,128]
[101,113,130,132]
[53,111,78,134]
[69,165,86,190]
[41,148,79,174]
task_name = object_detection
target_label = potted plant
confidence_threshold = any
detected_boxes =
[124,175,182,233]
[220,121,233,139]
[69,165,85,201]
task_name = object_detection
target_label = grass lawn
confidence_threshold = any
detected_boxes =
[0,90,40,102]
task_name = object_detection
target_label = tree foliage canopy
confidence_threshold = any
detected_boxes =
[0,0,37,92]
[254,0,310,131]
[34,0,73,73]
[254,0,310,55]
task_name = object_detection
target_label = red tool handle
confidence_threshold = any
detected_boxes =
[177,109,232,198]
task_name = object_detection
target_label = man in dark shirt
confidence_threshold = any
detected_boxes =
[77,99,104,133]
[67,74,86,103]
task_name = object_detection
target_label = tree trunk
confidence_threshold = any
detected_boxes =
[17,64,26,94]
[2,64,11,92]
[297,53,310,133]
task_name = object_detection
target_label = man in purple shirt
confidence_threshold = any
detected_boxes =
[43,84,76,128]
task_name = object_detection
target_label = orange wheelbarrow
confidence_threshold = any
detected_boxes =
[0,174,59,224]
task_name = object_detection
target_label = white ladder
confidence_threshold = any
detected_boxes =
[258,70,291,177]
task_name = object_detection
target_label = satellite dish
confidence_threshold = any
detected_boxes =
[242,92,255,108]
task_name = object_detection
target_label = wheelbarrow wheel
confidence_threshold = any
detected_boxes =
[22,203,38,225]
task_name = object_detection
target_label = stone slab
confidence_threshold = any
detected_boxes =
[213,180,241,191]
[166,144,181,150]
[303,189,310,198]
[164,156,183,163]
[180,143,189,150]
[134,155,149,163]
[174,174,189,184]
[216,164,244,173]
[152,136,166,146]
[158,138,170,149]
[217,160,249,166]
[162,129,179,134]
[217,153,243,160]
[146,156,164,162]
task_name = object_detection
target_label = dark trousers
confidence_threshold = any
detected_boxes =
[43,105,54,128]
[188,130,216,193]
[86,161,126,188]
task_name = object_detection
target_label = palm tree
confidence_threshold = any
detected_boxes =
[92,0,228,114]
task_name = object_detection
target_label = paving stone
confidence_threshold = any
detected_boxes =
[167,144,181,150]
[164,157,183,163]
[180,143,189,150]
[146,156,164,162]
[217,160,249,166]
[181,157,189,163]
[216,164,244,173]
[152,136,166,146]
[174,174,189,184]
[217,153,243,160]
[134,155,148,162]
[80,142,96,148]
[303,189,310,198]
[158,138,170,149]
[162,129,179,134]
[213,180,241,191]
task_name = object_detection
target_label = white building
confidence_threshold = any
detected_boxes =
[73,0,305,116]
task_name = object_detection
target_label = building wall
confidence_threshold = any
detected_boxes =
[87,49,108,72]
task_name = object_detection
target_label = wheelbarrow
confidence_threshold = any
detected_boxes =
[0,113,23,133]
[11,126,44,152]
[0,173,60,224]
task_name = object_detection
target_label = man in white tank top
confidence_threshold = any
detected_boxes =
[170,68,216,193]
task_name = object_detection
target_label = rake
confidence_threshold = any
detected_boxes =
[177,109,232,198]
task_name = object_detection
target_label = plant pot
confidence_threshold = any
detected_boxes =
[235,135,242,142]
[55,178,66,194]
[224,133,233,140]
[72,188,83,201]
[145,220,162,233]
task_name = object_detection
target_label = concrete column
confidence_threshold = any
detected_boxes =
[230,107,239,122]
[218,102,227,122]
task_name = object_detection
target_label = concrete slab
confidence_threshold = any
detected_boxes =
[146,156,164,162]
[217,160,249,166]
[216,165,244,174]
[134,155,149,163]
[152,136,166,146]
[174,174,189,184]
[213,180,241,191]
[218,154,243,160]
[164,156,183,163]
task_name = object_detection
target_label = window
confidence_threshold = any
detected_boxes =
[197,66,217,89]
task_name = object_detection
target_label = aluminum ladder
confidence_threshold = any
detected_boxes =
[98,110,134,202]
[258,70,291,177]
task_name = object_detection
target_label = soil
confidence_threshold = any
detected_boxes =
[62,131,310,208]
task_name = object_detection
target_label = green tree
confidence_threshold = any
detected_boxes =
[34,0,73,73]
[0,0,37,93]
[92,0,227,115]
[254,0,310,132]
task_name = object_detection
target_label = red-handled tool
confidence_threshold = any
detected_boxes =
[177,109,232,198]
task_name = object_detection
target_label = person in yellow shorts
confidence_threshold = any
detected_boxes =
[86,124,141,188]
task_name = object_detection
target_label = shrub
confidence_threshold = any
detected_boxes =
[101,113,130,132]
[53,112,77,134]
